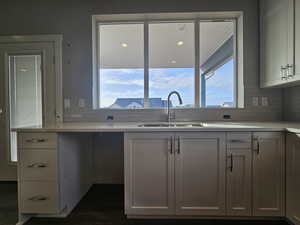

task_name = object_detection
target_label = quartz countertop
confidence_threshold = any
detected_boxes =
[11,121,300,133]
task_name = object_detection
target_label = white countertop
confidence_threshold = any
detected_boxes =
[12,121,300,133]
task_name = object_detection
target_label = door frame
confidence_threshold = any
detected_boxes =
[0,35,63,123]
[0,35,63,166]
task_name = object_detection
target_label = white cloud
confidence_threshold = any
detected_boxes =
[103,78,144,86]
[149,69,194,89]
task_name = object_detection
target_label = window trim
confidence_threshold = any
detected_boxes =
[92,12,244,110]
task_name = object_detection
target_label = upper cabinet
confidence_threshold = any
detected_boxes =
[260,0,300,87]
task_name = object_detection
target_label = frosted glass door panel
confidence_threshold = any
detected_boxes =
[9,55,43,162]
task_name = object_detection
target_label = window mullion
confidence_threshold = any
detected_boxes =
[194,19,200,108]
[144,21,149,108]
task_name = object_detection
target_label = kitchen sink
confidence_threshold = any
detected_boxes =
[138,122,205,128]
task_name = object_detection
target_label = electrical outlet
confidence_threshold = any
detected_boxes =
[78,98,85,108]
[64,98,71,109]
[252,97,259,106]
[261,97,269,106]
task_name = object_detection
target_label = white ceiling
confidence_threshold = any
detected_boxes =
[99,21,233,69]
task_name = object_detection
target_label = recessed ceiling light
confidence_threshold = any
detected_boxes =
[176,41,184,46]
[20,69,27,72]
[171,60,176,64]
[121,43,128,48]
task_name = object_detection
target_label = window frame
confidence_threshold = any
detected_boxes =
[92,12,244,110]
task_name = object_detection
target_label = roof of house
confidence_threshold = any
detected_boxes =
[109,98,171,108]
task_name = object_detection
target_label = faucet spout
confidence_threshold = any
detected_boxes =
[167,91,183,124]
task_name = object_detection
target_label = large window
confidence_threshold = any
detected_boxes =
[94,13,242,109]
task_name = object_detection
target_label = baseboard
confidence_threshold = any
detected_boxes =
[127,215,286,220]
[94,178,124,184]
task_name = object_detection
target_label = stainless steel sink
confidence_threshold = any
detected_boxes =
[138,122,205,128]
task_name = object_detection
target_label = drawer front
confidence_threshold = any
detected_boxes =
[20,181,60,214]
[227,132,252,149]
[20,133,57,149]
[19,150,57,181]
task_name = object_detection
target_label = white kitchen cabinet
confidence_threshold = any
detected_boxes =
[286,133,300,225]
[260,0,300,87]
[125,131,285,218]
[252,132,285,216]
[124,132,175,215]
[226,132,252,216]
[295,0,300,80]
[175,132,226,216]
[18,132,93,216]
[124,132,226,216]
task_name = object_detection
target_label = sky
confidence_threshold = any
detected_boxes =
[100,59,234,108]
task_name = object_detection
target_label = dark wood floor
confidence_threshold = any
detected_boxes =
[0,182,18,225]
[25,184,289,225]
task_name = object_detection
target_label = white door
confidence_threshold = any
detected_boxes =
[0,42,58,178]
[124,132,175,216]
[226,148,252,216]
[286,133,300,225]
[175,132,226,215]
[252,132,285,216]
[260,0,294,87]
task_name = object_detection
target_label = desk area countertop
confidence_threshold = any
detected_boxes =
[12,121,300,133]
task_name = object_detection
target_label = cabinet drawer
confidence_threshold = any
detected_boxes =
[227,132,251,149]
[20,181,60,214]
[20,133,57,149]
[19,150,57,181]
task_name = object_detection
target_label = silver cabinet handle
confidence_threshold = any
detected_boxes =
[230,153,233,172]
[228,139,246,143]
[168,137,173,154]
[28,195,48,201]
[281,66,287,80]
[287,64,294,78]
[253,138,260,155]
[27,163,47,168]
[26,138,47,143]
[177,137,180,154]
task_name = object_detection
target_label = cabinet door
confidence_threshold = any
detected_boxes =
[124,133,175,215]
[226,148,252,216]
[175,132,226,215]
[260,0,294,87]
[252,132,285,216]
[286,133,300,225]
[295,0,300,82]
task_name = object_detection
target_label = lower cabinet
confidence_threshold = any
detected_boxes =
[286,133,300,225]
[18,132,94,216]
[124,133,175,215]
[124,132,226,216]
[124,131,285,218]
[175,132,226,215]
[252,132,285,217]
[226,132,252,216]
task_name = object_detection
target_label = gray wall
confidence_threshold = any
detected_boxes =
[0,0,285,182]
[283,86,300,121]
[0,0,283,123]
